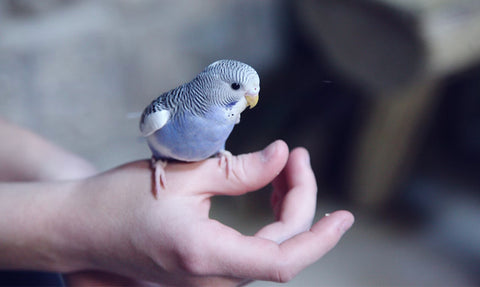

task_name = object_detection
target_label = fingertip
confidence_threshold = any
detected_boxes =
[277,146,316,193]
[337,209,355,223]
[267,139,289,162]
[314,210,355,235]
[290,146,309,157]
[257,140,289,176]
[289,147,311,167]
[276,139,289,152]
[255,139,289,167]
[327,209,354,221]
[334,210,355,233]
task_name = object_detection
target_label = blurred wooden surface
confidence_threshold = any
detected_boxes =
[296,0,480,208]
[349,83,438,207]
[296,0,480,92]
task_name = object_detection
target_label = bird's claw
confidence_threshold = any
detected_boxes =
[151,157,167,197]
[217,150,233,178]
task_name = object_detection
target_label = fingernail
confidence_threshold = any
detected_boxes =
[304,151,311,166]
[340,219,354,234]
[261,141,277,162]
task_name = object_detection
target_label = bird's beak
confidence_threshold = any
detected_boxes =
[245,93,259,109]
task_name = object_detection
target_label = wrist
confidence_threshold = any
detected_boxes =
[0,180,83,272]
[55,170,148,276]
[49,179,96,273]
[52,176,126,274]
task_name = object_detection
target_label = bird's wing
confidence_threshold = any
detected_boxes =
[140,107,170,137]
[140,85,186,137]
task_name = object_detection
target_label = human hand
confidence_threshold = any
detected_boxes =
[61,140,354,286]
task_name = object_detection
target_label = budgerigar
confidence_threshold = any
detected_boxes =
[140,59,260,194]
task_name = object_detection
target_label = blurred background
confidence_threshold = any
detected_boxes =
[1,0,480,286]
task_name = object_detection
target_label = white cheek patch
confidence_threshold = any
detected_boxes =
[224,97,247,123]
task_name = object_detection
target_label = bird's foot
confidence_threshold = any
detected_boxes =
[217,150,233,178]
[151,157,167,197]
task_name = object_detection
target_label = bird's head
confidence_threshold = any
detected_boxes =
[198,60,260,110]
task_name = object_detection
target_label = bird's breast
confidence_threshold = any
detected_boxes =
[147,109,235,162]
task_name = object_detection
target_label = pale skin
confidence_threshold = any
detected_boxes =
[0,118,354,286]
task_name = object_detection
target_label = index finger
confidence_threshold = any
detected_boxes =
[256,147,318,243]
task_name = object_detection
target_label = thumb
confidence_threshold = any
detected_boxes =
[167,140,289,196]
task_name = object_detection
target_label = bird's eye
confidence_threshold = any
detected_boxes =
[231,83,240,90]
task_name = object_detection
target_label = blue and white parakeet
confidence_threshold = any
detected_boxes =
[140,60,260,193]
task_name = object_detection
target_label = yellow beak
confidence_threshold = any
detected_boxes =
[245,94,259,109]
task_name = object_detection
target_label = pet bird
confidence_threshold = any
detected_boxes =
[140,60,260,194]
